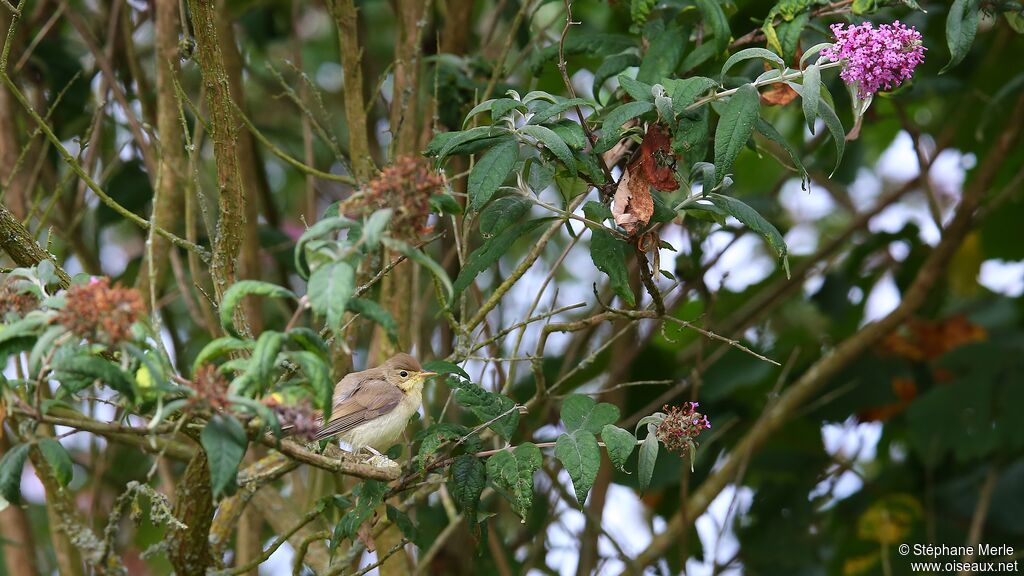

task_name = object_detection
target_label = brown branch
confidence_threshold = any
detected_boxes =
[628,92,1024,570]
[326,0,376,181]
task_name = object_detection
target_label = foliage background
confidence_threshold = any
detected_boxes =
[1,0,1023,575]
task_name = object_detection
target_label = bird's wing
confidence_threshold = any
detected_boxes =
[314,377,404,441]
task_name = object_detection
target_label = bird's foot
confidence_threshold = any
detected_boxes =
[364,453,400,470]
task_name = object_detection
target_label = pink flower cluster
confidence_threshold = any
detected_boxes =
[821,21,926,99]
[655,402,711,454]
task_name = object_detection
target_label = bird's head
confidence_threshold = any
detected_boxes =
[384,353,437,393]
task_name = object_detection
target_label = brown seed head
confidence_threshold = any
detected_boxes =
[57,277,144,345]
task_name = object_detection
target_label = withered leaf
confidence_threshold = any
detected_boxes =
[636,124,679,192]
[612,167,654,235]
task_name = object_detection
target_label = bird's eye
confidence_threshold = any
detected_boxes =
[399,371,409,378]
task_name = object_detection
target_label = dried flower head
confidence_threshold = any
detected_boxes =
[263,396,319,441]
[655,402,711,455]
[344,156,445,238]
[821,21,926,99]
[0,278,39,318]
[190,365,230,411]
[57,277,144,345]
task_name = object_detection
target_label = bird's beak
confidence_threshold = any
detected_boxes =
[420,371,438,378]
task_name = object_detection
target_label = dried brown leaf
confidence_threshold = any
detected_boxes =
[612,167,654,235]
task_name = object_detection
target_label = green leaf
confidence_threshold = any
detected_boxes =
[548,119,588,150]
[429,193,462,216]
[817,98,846,177]
[0,443,30,503]
[801,62,821,135]
[593,53,641,104]
[601,424,637,472]
[220,281,296,335]
[713,83,759,185]
[755,118,808,187]
[519,125,576,176]
[288,350,332,414]
[479,195,532,237]
[617,74,654,102]
[201,414,248,498]
[582,202,635,306]
[192,336,253,374]
[638,22,689,83]
[416,423,471,469]
[435,126,508,161]
[638,431,659,492]
[695,0,730,54]
[529,97,593,125]
[560,394,621,434]
[53,355,136,401]
[452,380,520,439]
[595,101,654,153]
[421,359,470,381]
[249,331,284,393]
[386,505,420,548]
[336,480,386,541]
[308,261,355,330]
[38,438,73,487]
[468,138,519,212]
[286,327,329,361]
[347,298,398,344]
[555,431,601,506]
[720,47,784,79]
[706,193,789,277]
[666,77,718,116]
[942,0,980,73]
[449,455,486,536]
[452,218,553,300]
[380,237,454,302]
[361,209,393,251]
[486,443,542,519]
[294,217,359,278]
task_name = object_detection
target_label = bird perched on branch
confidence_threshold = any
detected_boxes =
[314,353,436,460]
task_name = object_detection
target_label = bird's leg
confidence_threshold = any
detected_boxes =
[362,446,400,470]
[364,446,383,457]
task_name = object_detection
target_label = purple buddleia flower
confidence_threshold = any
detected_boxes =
[821,21,926,99]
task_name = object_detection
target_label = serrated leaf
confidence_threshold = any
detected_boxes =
[637,22,688,83]
[37,438,73,487]
[449,455,486,537]
[548,119,588,150]
[801,63,821,135]
[519,125,575,176]
[601,425,637,471]
[386,505,419,548]
[479,195,532,237]
[638,431,659,492]
[347,298,398,344]
[468,138,519,212]
[452,218,553,300]
[707,193,789,277]
[201,414,248,498]
[595,101,654,153]
[416,423,471,469]
[720,47,784,79]
[560,394,621,434]
[219,281,296,334]
[308,261,355,331]
[486,443,541,519]
[942,0,980,73]
[582,203,635,306]
[452,381,519,439]
[713,83,759,185]
[0,444,30,503]
[555,431,601,506]
[336,480,386,541]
